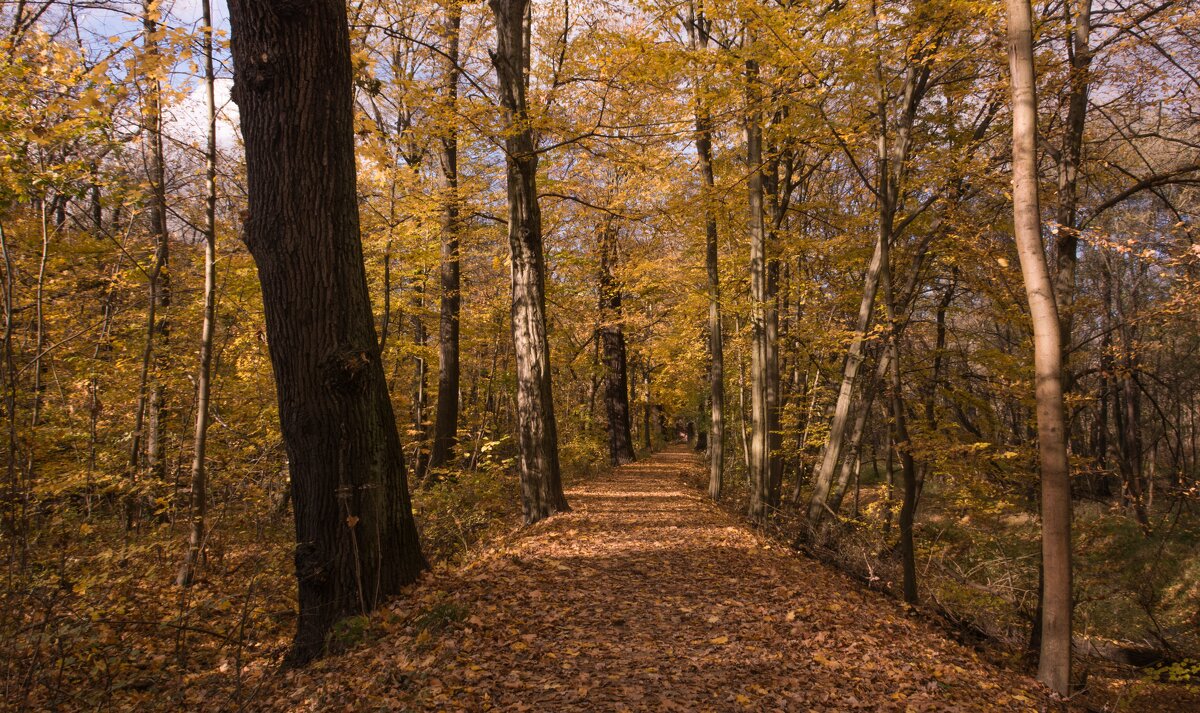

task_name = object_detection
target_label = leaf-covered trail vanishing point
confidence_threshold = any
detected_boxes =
[280,449,1043,711]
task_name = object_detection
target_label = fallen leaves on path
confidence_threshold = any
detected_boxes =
[268,449,1046,711]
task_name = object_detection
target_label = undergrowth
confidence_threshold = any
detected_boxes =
[680,448,1200,712]
[0,428,619,711]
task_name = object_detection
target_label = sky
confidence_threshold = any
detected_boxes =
[68,0,238,147]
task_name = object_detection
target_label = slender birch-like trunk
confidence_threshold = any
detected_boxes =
[178,0,218,587]
[1006,0,1073,693]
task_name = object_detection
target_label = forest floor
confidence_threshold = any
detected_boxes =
[263,447,1055,711]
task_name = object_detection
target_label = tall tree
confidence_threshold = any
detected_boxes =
[489,0,570,523]
[1052,0,1091,355]
[227,0,427,664]
[428,0,463,472]
[1005,0,1073,694]
[177,0,218,587]
[599,219,636,466]
[806,240,884,526]
[686,1,725,500]
[127,0,172,527]
[806,20,934,528]
[745,46,778,520]
[879,197,918,605]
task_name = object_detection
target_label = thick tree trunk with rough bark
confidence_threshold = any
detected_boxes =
[227,0,427,664]
[1005,0,1073,694]
[599,223,635,466]
[429,0,462,472]
[489,0,569,523]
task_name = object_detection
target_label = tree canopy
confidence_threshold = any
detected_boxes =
[2,0,1199,708]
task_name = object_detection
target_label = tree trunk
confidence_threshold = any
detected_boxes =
[178,0,217,587]
[1117,321,1149,529]
[880,211,918,605]
[379,237,393,353]
[927,275,955,430]
[489,0,569,523]
[31,201,49,429]
[429,0,462,472]
[808,21,930,526]
[641,366,652,452]
[763,164,784,514]
[1006,0,1073,693]
[791,368,823,504]
[227,0,427,664]
[735,313,750,471]
[806,238,883,523]
[827,353,885,516]
[1053,0,1091,361]
[827,262,940,519]
[882,427,895,539]
[127,0,172,528]
[144,0,171,489]
[745,55,774,520]
[0,221,25,568]
[687,1,724,500]
[872,44,923,589]
[599,222,635,466]
[127,243,164,529]
[411,275,429,478]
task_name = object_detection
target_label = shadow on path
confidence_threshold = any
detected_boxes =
[289,448,1042,711]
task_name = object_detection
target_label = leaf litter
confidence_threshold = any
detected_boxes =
[267,449,1050,711]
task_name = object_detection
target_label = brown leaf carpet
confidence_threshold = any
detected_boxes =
[274,448,1044,712]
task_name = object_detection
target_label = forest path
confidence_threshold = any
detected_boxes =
[286,448,1043,711]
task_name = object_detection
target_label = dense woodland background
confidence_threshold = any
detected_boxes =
[1,0,1199,708]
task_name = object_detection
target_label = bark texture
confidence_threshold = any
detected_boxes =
[489,0,569,523]
[687,1,724,501]
[599,222,636,466]
[429,0,462,471]
[745,55,778,520]
[227,0,427,664]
